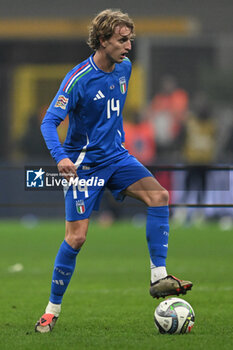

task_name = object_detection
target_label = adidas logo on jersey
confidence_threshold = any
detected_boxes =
[93,90,105,100]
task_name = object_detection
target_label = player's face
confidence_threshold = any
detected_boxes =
[103,25,133,64]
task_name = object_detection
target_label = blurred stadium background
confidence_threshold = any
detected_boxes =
[0,0,233,224]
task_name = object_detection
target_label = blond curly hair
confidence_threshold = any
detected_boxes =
[87,9,135,51]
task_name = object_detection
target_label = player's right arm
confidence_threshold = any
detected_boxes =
[41,112,77,180]
[57,157,77,181]
[40,67,80,180]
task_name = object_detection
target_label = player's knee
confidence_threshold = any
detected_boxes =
[146,189,169,207]
[66,232,86,249]
[66,225,87,250]
[159,189,169,205]
[71,232,86,249]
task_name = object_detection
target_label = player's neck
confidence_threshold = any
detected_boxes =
[93,51,115,73]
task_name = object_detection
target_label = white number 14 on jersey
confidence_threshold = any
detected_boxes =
[107,98,120,119]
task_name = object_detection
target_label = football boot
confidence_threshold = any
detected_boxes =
[150,275,193,299]
[35,313,58,333]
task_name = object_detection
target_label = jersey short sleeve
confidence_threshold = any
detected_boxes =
[47,66,82,120]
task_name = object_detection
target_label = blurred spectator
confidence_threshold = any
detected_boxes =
[124,113,156,165]
[181,92,217,220]
[183,92,216,165]
[144,75,188,162]
[215,107,233,163]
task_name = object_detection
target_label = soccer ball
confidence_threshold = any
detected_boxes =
[154,297,195,334]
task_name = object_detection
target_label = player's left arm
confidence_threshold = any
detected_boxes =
[118,58,131,149]
[119,114,126,145]
[41,67,79,164]
[121,57,132,148]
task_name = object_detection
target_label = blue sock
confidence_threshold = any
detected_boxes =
[146,206,169,267]
[50,240,80,304]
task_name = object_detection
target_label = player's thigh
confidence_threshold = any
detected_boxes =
[107,155,169,206]
[123,176,169,206]
[107,155,153,201]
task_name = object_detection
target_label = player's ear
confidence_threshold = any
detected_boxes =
[99,36,107,48]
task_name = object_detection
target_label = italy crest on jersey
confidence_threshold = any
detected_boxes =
[76,200,85,214]
[119,76,126,94]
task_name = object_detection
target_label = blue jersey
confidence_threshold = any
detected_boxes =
[42,54,132,166]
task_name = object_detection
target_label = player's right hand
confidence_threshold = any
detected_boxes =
[57,158,77,181]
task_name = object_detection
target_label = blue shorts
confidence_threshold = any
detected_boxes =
[64,154,153,221]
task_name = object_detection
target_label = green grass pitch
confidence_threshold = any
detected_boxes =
[0,218,233,350]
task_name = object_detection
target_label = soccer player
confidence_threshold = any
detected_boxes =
[35,9,192,333]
